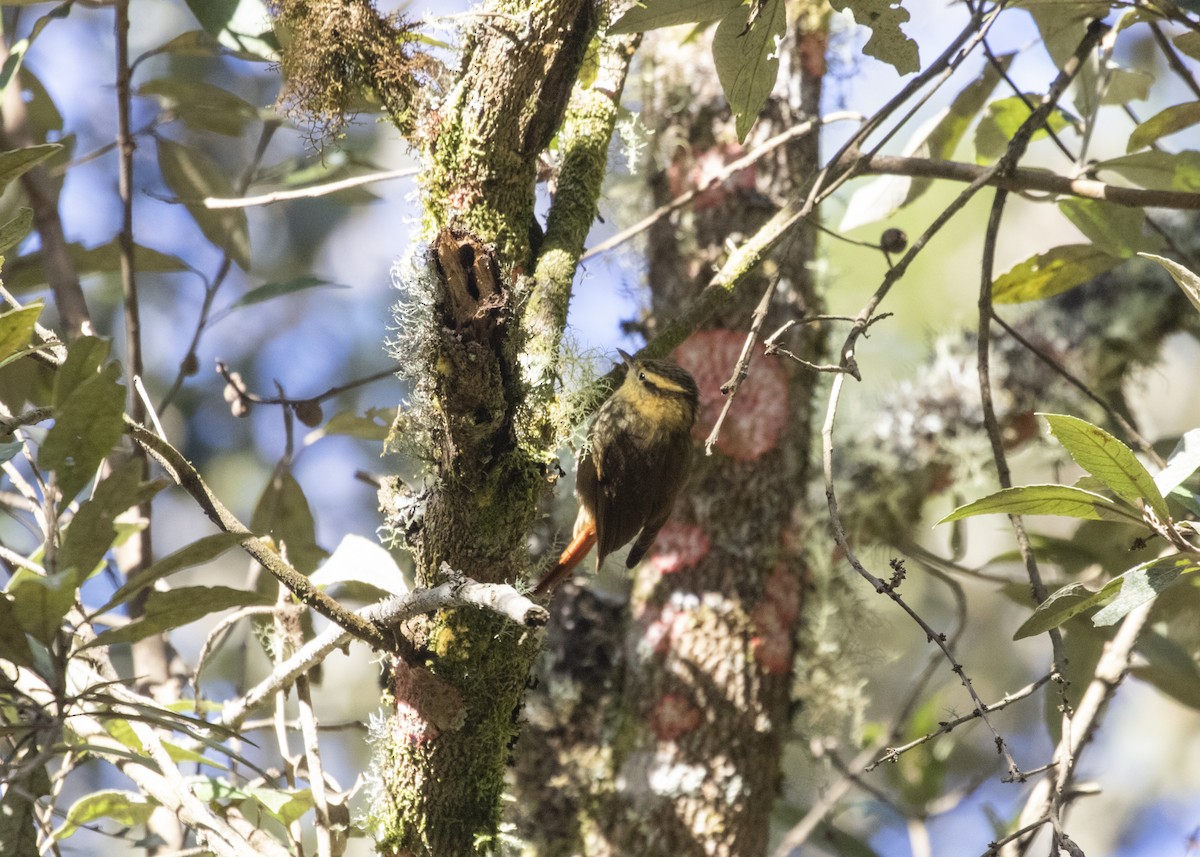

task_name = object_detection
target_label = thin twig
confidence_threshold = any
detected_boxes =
[868,674,1052,771]
[124,418,391,650]
[989,310,1164,468]
[859,154,1200,210]
[158,121,280,413]
[203,166,418,209]
[581,112,861,262]
[1004,600,1153,857]
[703,267,781,455]
[220,565,546,730]
[1149,20,1200,101]
[215,361,398,408]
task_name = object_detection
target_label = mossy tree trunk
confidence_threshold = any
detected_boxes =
[512,15,827,857]
[368,1,608,855]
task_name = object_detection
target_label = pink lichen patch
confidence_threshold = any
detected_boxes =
[763,564,802,624]
[666,144,758,212]
[751,567,801,674]
[651,692,703,742]
[391,659,465,744]
[675,330,789,461]
[649,522,710,575]
[637,601,691,657]
[393,699,438,745]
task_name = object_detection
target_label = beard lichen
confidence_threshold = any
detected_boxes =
[270,0,442,146]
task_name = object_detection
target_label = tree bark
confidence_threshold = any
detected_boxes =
[371,2,601,855]
[514,15,828,856]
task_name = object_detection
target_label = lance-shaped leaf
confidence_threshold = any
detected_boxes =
[88,585,273,648]
[1091,554,1199,626]
[1127,100,1200,152]
[1016,553,1198,639]
[0,302,42,364]
[58,460,164,580]
[1059,198,1161,259]
[157,137,250,270]
[1042,413,1170,521]
[609,0,739,33]
[54,791,156,841]
[97,531,249,614]
[992,244,1120,304]
[1140,252,1200,316]
[1013,582,1097,640]
[40,359,125,501]
[937,484,1142,525]
[712,0,787,142]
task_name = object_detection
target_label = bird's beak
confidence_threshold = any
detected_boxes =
[617,348,635,368]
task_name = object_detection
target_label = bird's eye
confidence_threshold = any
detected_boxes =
[638,371,647,382]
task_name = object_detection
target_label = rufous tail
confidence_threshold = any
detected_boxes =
[532,524,597,596]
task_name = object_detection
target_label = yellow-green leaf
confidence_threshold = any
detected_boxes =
[1042,413,1169,521]
[937,484,1141,525]
[992,244,1120,303]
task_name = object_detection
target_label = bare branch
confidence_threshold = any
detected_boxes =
[221,565,545,730]
[859,154,1200,210]
[203,166,419,209]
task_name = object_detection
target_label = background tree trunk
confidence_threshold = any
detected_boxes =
[513,15,829,855]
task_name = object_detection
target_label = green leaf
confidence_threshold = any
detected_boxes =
[141,29,224,59]
[609,0,739,33]
[0,765,45,857]
[305,406,392,443]
[1133,629,1200,709]
[712,0,787,142]
[1091,554,1198,626]
[937,484,1142,525]
[4,241,188,292]
[54,790,156,841]
[251,468,325,574]
[0,144,60,194]
[0,4,71,92]
[0,208,33,255]
[1058,199,1161,259]
[52,335,109,407]
[975,96,1073,163]
[992,244,1120,303]
[1097,150,1200,192]
[0,303,42,364]
[927,54,1013,161]
[183,0,277,61]
[58,460,163,581]
[89,585,273,648]
[1012,582,1095,639]
[1024,1,1111,67]
[830,0,919,75]
[1139,252,1200,316]
[1042,413,1170,521]
[99,532,249,614]
[5,569,77,644]
[40,361,125,501]
[1127,100,1200,152]
[1176,31,1200,61]
[1100,67,1152,106]
[0,440,24,463]
[229,276,348,310]
[0,592,34,667]
[188,777,315,826]
[156,138,250,270]
[1154,429,1200,496]
[139,78,262,137]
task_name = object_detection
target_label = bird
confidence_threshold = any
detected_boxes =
[533,349,699,596]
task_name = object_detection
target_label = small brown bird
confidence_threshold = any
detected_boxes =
[533,350,699,595]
